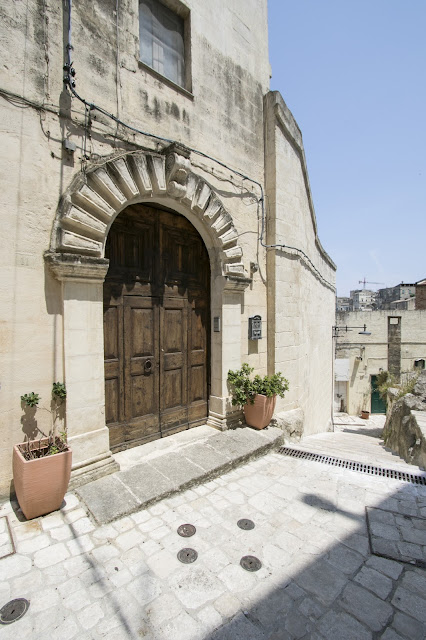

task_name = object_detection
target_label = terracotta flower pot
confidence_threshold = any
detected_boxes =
[243,394,277,429]
[13,439,72,520]
[361,410,370,420]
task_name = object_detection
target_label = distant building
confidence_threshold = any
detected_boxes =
[336,297,352,312]
[377,283,416,309]
[335,310,426,415]
[349,289,377,311]
[415,279,426,310]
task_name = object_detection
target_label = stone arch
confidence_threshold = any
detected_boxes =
[50,145,244,277]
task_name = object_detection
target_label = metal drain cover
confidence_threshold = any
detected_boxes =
[0,599,30,624]
[240,555,262,572]
[177,524,196,538]
[177,548,198,564]
[237,518,255,530]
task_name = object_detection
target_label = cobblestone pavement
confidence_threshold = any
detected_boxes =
[1,451,425,639]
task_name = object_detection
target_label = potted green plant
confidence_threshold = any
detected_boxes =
[13,382,72,520]
[227,363,289,429]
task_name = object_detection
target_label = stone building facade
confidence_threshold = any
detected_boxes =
[0,0,336,498]
[335,311,426,415]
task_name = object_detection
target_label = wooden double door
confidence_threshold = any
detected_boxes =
[103,205,210,452]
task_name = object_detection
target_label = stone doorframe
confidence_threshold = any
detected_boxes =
[44,143,250,487]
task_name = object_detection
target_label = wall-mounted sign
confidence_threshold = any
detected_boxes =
[213,316,221,332]
[249,315,262,340]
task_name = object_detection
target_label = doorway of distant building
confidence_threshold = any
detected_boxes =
[103,204,210,452]
[371,375,386,414]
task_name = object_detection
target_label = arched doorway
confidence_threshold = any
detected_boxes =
[103,203,210,451]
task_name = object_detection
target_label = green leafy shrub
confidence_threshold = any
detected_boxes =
[227,363,289,406]
[52,382,67,400]
[21,392,40,407]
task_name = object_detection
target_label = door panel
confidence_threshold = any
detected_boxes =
[104,205,210,451]
[124,296,160,443]
[160,298,188,434]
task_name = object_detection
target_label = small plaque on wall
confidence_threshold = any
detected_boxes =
[213,316,221,332]
[249,315,262,340]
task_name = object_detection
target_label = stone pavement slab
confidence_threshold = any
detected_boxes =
[77,425,283,524]
[1,427,426,639]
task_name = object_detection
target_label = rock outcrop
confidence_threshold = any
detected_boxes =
[382,371,426,469]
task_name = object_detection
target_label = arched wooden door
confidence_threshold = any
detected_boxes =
[103,204,210,452]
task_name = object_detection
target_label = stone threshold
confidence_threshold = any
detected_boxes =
[76,425,284,525]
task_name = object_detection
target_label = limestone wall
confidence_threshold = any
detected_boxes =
[335,310,426,415]
[264,93,336,436]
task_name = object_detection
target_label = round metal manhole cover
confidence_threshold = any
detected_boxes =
[177,548,198,564]
[177,524,196,538]
[0,599,30,625]
[237,518,255,530]
[240,555,262,572]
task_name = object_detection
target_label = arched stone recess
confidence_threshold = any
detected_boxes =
[45,143,250,489]
[49,144,245,277]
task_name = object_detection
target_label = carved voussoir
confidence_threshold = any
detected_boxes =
[203,197,222,222]
[181,173,199,207]
[223,245,243,260]
[90,167,126,209]
[72,184,115,221]
[192,182,211,214]
[224,263,245,275]
[218,227,238,247]
[132,154,153,194]
[62,203,107,239]
[211,210,232,234]
[58,229,103,256]
[109,158,139,199]
[148,155,167,193]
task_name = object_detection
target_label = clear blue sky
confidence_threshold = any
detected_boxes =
[267,0,426,297]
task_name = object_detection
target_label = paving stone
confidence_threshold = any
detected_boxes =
[121,545,149,576]
[208,611,267,640]
[143,592,183,627]
[327,544,365,574]
[150,452,206,487]
[353,565,394,599]
[392,586,426,622]
[365,554,404,579]
[217,563,257,594]
[76,475,140,524]
[114,528,145,551]
[299,596,326,621]
[340,582,394,631]
[76,601,104,629]
[196,604,224,633]
[69,517,95,536]
[146,548,180,579]
[1,553,32,579]
[400,568,426,594]
[119,464,175,505]
[63,508,90,524]
[91,542,119,563]
[294,558,347,606]
[158,610,208,640]
[62,587,92,611]
[214,593,241,619]
[66,533,94,556]
[127,573,162,606]
[112,516,135,533]
[380,629,405,640]
[317,610,372,640]
[49,524,73,541]
[12,519,42,541]
[17,532,51,554]
[393,611,426,640]
[60,493,80,513]
[169,565,226,608]
[41,512,65,530]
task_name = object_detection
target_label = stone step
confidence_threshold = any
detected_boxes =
[76,425,283,525]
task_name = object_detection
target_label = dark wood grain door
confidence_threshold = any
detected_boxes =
[104,204,210,451]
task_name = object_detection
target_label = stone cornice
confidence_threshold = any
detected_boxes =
[44,252,109,282]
